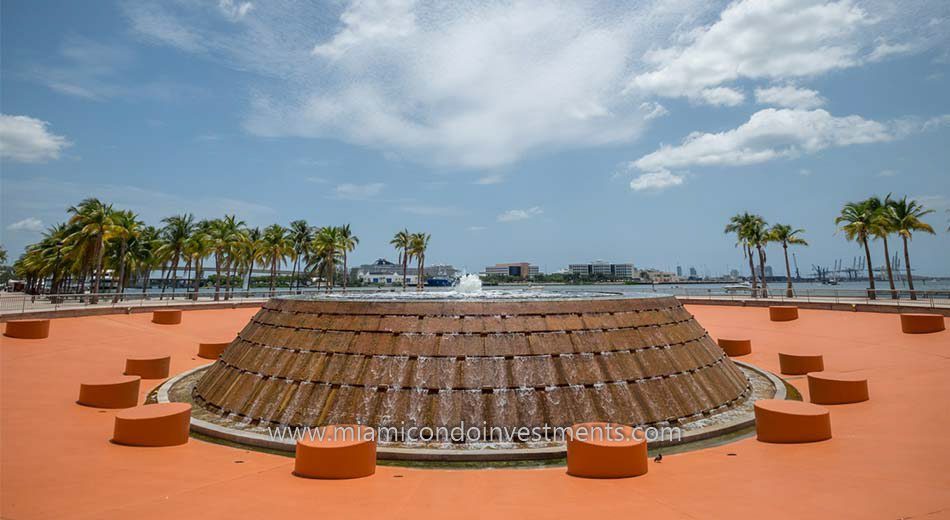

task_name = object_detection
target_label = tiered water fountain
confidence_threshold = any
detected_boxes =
[177,277,768,460]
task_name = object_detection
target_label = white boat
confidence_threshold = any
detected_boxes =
[723,282,753,293]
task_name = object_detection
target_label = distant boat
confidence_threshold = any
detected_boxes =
[822,278,839,286]
[723,282,753,293]
[426,276,454,287]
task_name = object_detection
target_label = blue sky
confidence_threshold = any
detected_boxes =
[2,0,949,276]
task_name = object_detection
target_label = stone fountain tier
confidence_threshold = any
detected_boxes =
[194,294,750,436]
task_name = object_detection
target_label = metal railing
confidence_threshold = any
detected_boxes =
[657,286,949,309]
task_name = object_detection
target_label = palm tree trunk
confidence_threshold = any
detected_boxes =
[169,256,180,300]
[113,242,128,303]
[745,244,758,297]
[343,252,348,293]
[862,238,876,300]
[902,235,917,301]
[882,237,897,299]
[756,246,768,298]
[402,251,408,291]
[194,259,203,300]
[783,243,793,298]
[91,236,105,303]
[213,252,222,301]
[290,255,298,293]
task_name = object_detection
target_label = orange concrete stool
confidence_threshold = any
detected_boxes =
[3,319,51,339]
[152,309,182,325]
[900,313,946,334]
[566,422,648,479]
[717,338,752,357]
[78,375,141,408]
[754,399,831,443]
[294,424,376,479]
[124,355,171,379]
[769,306,799,322]
[112,403,191,447]
[778,351,824,375]
[807,372,869,405]
[197,341,230,359]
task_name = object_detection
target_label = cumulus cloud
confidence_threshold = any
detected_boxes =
[633,108,892,172]
[6,217,44,232]
[0,114,71,162]
[694,87,745,107]
[630,170,685,191]
[219,0,254,21]
[755,85,826,109]
[334,182,385,199]
[497,206,543,223]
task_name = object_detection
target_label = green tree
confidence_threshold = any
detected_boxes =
[288,220,314,291]
[390,228,411,291]
[409,232,430,291]
[157,214,194,299]
[768,224,808,298]
[66,198,116,302]
[724,213,763,297]
[866,196,898,299]
[338,224,359,292]
[260,224,292,296]
[886,197,935,300]
[110,210,143,299]
[836,200,879,300]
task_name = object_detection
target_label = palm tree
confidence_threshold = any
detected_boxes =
[67,198,116,302]
[186,222,214,299]
[886,197,935,300]
[207,216,244,300]
[158,214,194,299]
[0,246,7,265]
[866,196,899,299]
[126,225,160,296]
[110,210,143,300]
[288,220,313,292]
[312,226,342,291]
[390,229,411,291]
[836,200,878,299]
[238,227,263,294]
[724,213,761,297]
[409,232,430,291]
[260,224,292,296]
[338,224,359,292]
[769,224,808,297]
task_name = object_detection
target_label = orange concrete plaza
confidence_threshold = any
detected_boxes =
[2,305,948,519]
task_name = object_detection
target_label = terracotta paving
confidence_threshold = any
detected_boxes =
[1,306,948,519]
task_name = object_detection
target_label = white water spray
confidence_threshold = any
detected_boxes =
[456,273,483,294]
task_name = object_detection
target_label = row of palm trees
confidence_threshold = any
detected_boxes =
[11,198,362,300]
[835,195,935,300]
[726,195,936,300]
[725,214,808,298]
[389,229,432,291]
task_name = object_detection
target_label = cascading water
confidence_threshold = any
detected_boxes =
[456,273,483,294]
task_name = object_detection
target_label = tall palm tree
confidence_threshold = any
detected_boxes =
[338,224,359,292]
[312,226,342,292]
[239,227,263,294]
[158,214,194,299]
[768,224,808,298]
[724,213,761,297]
[288,220,313,292]
[110,210,143,299]
[186,222,214,299]
[886,197,935,301]
[67,198,116,302]
[260,224,292,296]
[836,200,878,300]
[409,232,430,291]
[390,228,411,291]
[206,215,245,301]
[866,196,898,299]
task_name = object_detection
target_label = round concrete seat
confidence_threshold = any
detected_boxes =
[778,351,824,375]
[566,422,648,478]
[900,313,946,334]
[124,354,171,379]
[769,306,799,322]
[197,341,230,359]
[808,372,869,405]
[78,375,141,408]
[754,399,831,443]
[152,309,182,325]
[717,338,752,357]
[3,319,50,339]
[294,425,376,479]
[112,403,191,447]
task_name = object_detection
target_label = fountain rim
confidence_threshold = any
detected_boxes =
[276,290,672,303]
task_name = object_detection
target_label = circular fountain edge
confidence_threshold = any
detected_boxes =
[156,361,785,462]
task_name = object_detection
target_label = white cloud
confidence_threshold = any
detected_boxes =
[694,87,745,107]
[6,217,44,232]
[312,0,416,59]
[638,102,668,121]
[497,206,543,223]
[334,182,385,199]
[633,108,891,173]
[219,0,254,21]
[0,114,71,163]
[868,38,914,61]
[630,170,684,191]
[755,85,826,109]
[629,0,871,101]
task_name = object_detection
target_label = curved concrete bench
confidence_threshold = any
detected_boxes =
[151,309,182,325]
[900,313,946,334]
[124,354,171,379]
[808,372,869,405]
[717,338,752,357]
[3,319,51,339]
[754,399,831,443]
[294,425,376,479]
[778,351,824,375]
[566,422,648,478]
[112,403,192,447]
[78,375,141,408]
[769,306,799,322]
[197,341,231,360]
